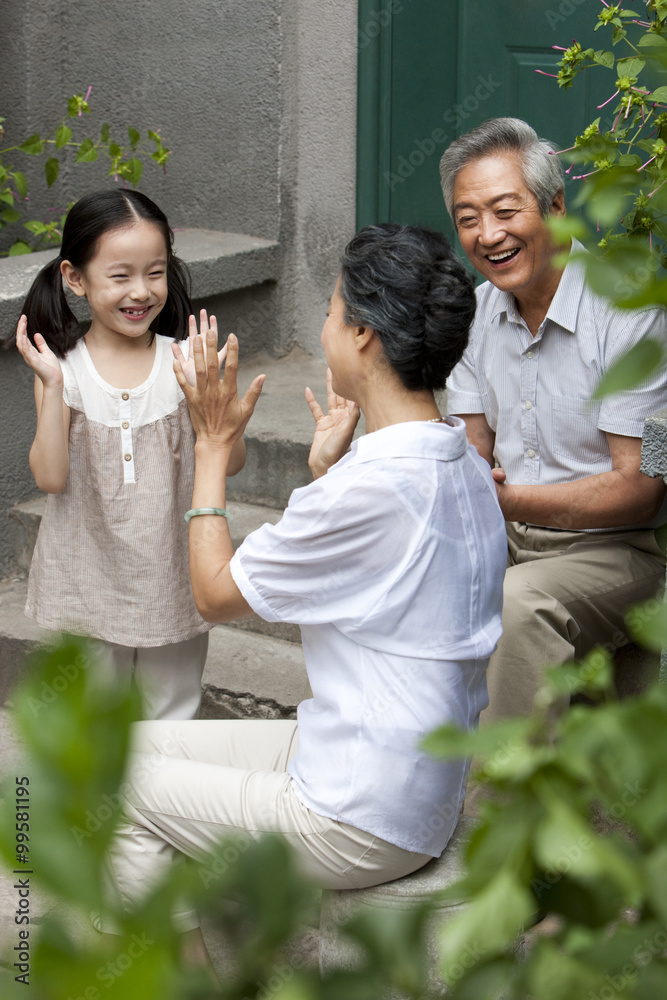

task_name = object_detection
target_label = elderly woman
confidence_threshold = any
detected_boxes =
[103,223,506,944]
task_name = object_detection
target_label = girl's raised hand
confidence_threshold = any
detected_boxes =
[173,329,265,447]
[171,310,228,388]
[15,315,63,389]
[305,368,360,479]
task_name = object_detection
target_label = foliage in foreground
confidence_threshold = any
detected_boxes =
[544,0,667,398]
[0,637,437,1000]
[425,611,667,1000]
[0,90,170,255]
[0,615,666,999]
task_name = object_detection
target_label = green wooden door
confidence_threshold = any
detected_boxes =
[357,0,614,233]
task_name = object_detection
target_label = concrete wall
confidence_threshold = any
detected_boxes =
[1,0,358,350]
[0,0,358,575]
[278,1,359,352]
[1,0,281,244]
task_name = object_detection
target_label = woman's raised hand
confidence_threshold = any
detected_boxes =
[15,315,63,389]
[305,369,360,479]
[171,310,228,387]
[173,328,265,447]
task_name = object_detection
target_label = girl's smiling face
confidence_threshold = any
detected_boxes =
[62,220,169,345]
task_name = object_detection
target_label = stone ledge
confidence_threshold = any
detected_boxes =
[641,409,667,482]
[0,229,279,339]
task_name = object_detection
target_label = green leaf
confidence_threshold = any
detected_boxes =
[108,141,122,158]
[74,138,98,163]
[45,157,59,188]
[534,799,602,879]
[544,649,613,700]
[614,277,667,310]
[1,207,21,224]
[0,638,141,908]
[438,868,534,981]
[618,153,642,167]
[639,33,667,50]
[12,171,27,197]
[636,962,667,1000]
[0,191,14,205]
[8,240,32,255]
[121,157,143,186]
[151,148,169,167]
[537,870,626,928]
[644,844,667,922]
[581,185,631,228]
[593,50,615,69]
[444,961,514,1000]
[55,125,72,150]
[547,215,590,247]
[616,57,645,78]
[626,598,667,652]
[19,133,44,155]
[535,794,642,896]
[423,717,533,762]
[463,796,541,887]
[23,220,47,234]
[650,86,667,104]
[592,338,664,399]
[127,126,141,147]
[100,122,110,143]
[525,939,603,1000]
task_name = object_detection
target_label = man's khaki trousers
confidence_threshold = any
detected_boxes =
[481,521,665,725]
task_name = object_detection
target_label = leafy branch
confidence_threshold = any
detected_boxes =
[0,88,170,256]
[424,608,667,999]
[543,0,667,390]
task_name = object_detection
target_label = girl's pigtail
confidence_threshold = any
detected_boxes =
[17,258,81,359]
[155,255,193,342]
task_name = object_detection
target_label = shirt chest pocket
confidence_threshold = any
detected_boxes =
[550,396,608,465]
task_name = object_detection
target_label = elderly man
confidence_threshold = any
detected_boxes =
[440,117,666,723]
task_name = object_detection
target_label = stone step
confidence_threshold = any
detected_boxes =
[226,347,328,508]
[202,623,309,720]
[9,496,301,645]
[0,577,307,716]
[10,496,286,573]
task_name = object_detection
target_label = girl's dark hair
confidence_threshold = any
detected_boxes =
[339,223,476,392]
[14,189,192,358]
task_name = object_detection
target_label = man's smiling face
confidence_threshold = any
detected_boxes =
[452,151,565,309]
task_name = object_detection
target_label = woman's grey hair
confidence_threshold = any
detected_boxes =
[439,117,565,220]
[338,223,476,393]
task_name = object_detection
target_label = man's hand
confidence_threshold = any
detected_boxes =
[489,435,665,529]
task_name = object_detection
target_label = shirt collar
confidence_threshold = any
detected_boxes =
[345,417,469,466]
[542,237,586,334]
[488,237,586,335]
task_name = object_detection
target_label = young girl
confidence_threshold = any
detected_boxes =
[14,189,245,720]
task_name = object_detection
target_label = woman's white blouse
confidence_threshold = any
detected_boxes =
[230,418,507,856]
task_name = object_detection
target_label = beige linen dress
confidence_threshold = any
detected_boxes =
[25,335,211,647]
